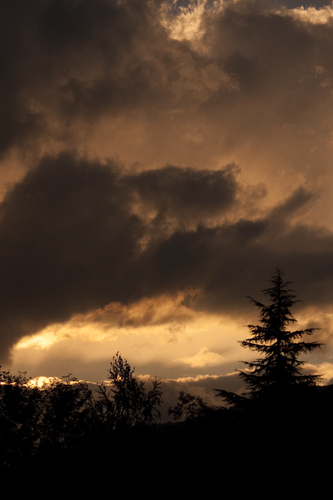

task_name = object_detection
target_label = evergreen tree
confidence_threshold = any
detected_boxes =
[216,269,323,406]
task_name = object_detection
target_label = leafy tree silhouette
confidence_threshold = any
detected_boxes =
[96,352,162,431]
[0,369,42,469]
[168,391,211,421]
[0,354,163,475]
[215,269,323,410]
[39,374,95,450]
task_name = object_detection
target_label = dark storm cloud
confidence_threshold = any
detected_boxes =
[0,153,143,358]
[0,151,332,361]
[0,152,239,361]
[0,0,172,155]
[124,164,239,223]
[39,0,173,117]
[195,1,333,180]
[2,0,333,179]
[142,186,333,315]
[0,0,239,161]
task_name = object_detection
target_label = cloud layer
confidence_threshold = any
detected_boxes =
[0,151,332,361]
[1,0,333,367]
[2,0,332,179]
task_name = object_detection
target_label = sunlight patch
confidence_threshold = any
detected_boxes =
[160,0,224,44]
[161,0,206,43]
[284,5,333,24]
[177,347,223,367]
[308,362,333,384]
[15,291,202,350]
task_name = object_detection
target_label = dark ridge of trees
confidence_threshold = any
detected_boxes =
[0,353,163,479]
[1,271,333,482]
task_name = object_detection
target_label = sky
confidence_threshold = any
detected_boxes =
[2,0,333,411]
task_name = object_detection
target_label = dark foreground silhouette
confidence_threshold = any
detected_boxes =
[1,355,333,487]
[1,271,333,484]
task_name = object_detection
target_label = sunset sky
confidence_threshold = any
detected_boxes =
[2,0,333,411]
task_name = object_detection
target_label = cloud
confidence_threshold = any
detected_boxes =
[1,0,333,191]
[0,0,238,163]
[0,150,332,362]
[1,0,333,374]
[177,347,224,367]
[0,0,163,155]
[0,152,143,359]
[0,151,240,361]
[124,163,239,232]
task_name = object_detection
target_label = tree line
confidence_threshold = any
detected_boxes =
[1,269,333,477]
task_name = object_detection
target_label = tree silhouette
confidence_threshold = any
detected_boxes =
[0,369,41,469]
[216,269,323,407]
[39,374,95,450]
[96,352,162,430]
[168,391,212,421]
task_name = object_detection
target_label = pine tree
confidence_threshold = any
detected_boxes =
[216,269,323,407]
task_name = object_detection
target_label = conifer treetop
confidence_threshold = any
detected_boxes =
[215,269,323,406]
[239,269,323,399]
